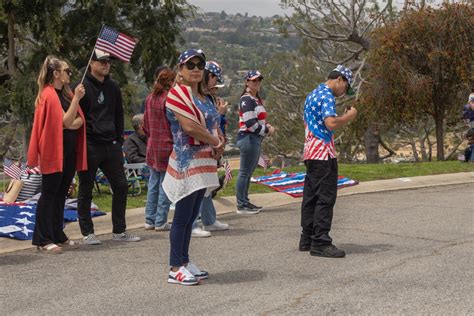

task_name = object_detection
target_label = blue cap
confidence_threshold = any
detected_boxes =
[178,49,206,65]
[205,61,224,84]
[333,65,354,95]
[244,70,263,81]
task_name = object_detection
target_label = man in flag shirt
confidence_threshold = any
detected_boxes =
[300,65,357,258]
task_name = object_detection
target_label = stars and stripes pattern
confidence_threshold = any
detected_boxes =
[95,25,137,62]
[166,84,206,145]
[3,158,22,179]
[303,84,337,161]
[252,172,358,198]
[258,154,269,168]
[238,95,267,135]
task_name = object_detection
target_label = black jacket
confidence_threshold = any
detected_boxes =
[123,132,147,163]
[76,72,124,144]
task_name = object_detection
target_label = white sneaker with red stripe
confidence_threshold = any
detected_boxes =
[168,266,199,286]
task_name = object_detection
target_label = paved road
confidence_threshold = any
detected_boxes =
[1,184,473,315]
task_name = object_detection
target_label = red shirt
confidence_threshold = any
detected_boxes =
[27,85,87,174]
[143,90,173,171]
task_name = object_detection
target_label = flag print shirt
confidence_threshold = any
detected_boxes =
[303,84,337,161]
[162,95,220,202]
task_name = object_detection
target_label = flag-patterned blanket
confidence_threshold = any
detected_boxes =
[0,203,106,240]
[252,172,358,198]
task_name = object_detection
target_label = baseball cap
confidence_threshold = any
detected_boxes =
[91,48,111,61]
[205,61,224,85]
[468,93,474,102]
[178,49,206,65]
[244,70,263,81]
[333,65,354,96]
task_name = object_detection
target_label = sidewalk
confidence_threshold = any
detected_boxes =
[1,171,473,254]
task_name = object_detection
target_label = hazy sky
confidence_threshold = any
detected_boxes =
[188,0,293,17]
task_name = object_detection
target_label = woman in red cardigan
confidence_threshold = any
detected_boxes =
[27,56,87,253]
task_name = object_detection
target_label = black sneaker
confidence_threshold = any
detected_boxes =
[299,234,311,252]
[247,202,262,210]
[310,244,345,258]
[236,206,260,215]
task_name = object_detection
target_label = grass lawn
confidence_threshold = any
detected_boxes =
[2,161,472,212]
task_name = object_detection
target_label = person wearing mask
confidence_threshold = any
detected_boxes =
[28,56,87,253]
[163,49,224,285]
[235,70,275,215]
[143,66,175,231]
[192,61,230,237]
[123,114,147,163]
[299,65,357,258]
[76,49,140,245]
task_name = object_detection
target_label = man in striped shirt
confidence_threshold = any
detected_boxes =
[300,65,357,258]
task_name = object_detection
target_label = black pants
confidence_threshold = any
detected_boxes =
[32,151,76,247]
[300,158,338,247]
[77,142,128,235]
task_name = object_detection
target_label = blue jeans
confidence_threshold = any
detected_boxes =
[236,134,263,208]
[193,195,217,228]
[170,188,206,267]
[144,169,171,227]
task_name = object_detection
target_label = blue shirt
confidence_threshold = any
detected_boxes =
[304,84,337,143]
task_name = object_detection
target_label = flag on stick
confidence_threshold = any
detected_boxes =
[258,154,269,169]
[3,158,22,179]
[95,25,137,63]
[224,159,233,185]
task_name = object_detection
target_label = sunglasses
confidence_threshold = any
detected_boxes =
[62,68,72,76]
[249,77,263,82]
[184,60,205,70]
[97,59,112,65]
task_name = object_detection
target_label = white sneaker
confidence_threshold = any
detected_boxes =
[187,262,209,280]
[112,232,141,242]
[168,266,199,285]
[155,223,172,231]
[204,220,229,231]
[83,233,101,245]
[191,227,211,238]
[144,223,155,230]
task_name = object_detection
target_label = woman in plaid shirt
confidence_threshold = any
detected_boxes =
[143,66,176,231]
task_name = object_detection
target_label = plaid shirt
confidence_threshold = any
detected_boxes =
[143,91,173,171]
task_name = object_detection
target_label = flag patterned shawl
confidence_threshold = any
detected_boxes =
[165,84,206,145]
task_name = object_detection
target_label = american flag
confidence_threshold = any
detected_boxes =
[3,158,22,180]
[224,159,233,185]
[95,25,137,62]
[258,154,269,169]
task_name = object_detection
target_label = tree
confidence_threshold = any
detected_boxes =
[364,3,473,160]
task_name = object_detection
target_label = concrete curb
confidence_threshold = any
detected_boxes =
[1,171,473,254]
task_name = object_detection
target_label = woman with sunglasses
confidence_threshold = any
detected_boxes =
[163,49,224,285]
[28,55,87,253]
[143,66,175,232]
[235,71,275,215]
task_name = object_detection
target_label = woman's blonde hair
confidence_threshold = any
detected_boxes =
[35,55,73,106]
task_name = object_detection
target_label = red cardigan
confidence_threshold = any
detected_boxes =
[27,85,87,174]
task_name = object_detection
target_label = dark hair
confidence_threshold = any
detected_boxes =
[467,129,474,138]
[240,85,263,104]
[152,67,175,95]
[327,70,348,82]
[177,63,208,97]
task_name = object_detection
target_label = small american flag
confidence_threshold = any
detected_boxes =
[224,159,233,185]
[258,154,269,169]
[95,25,137,62]
[3,158,22,179]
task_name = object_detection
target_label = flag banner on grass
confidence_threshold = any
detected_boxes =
[224,159,233,185]
[0,203,106,240]
[95,25,137,62]
[3,158,22,180]
[252,172,359,198]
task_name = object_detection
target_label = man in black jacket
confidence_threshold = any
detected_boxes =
[76,49,140,245]
[123,114,147,163]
